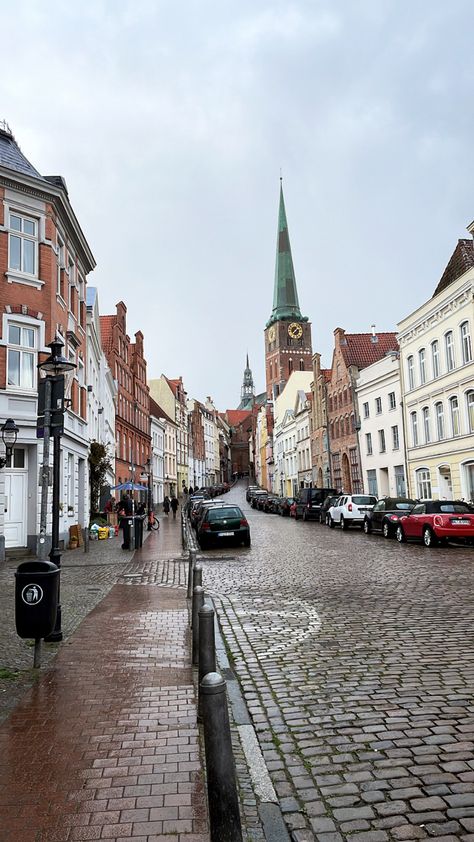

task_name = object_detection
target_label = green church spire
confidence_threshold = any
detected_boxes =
[267,180,306,327]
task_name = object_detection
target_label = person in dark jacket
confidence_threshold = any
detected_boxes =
[163,496,170,515]
[170,495,179,519]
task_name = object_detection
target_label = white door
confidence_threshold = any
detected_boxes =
[4,471,27,547]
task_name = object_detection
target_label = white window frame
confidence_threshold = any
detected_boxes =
[466,391,474,435]
[375,397,382,415]
[363,402,369,419]
[6,319,39,392]
[435,402,445,441]
[378,429,386,453]
[407,356,415,390]
[391,425,399,450]
[449,395,460,437]
[431,340,440,378]
[460,321,472,365]
[388,392,396,411]
[422,406,430,443]
[416,467,432,500]
[8,210,38,277]
[445,331,455,372]
[418,348,426,385]
[411,411,418,447]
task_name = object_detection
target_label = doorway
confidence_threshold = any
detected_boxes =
[438,465,452,499]
[342,453,351,492]
[4,447,28,547]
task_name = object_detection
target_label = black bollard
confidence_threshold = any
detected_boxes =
[192,585,204,665]
[193,561,202,589]
[198,602,216,720]
[200,672,243,842]
[187,550,196,599]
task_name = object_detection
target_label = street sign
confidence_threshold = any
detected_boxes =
[139,473,148,481]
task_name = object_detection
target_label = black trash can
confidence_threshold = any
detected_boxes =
[15,560,59,639]
[134,515,144,549]
[121,517,134,550]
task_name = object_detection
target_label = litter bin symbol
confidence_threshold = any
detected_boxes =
[15,560,59,639]
[22,584,43,605]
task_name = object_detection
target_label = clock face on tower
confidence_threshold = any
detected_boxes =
[268,326,276,342]
[288,322,303,340]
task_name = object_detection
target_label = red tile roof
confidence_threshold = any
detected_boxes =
[225,409,252,427]
[322,369,332,383]
[99,315,115,354]
[339,331,398,370]
[433,239,474,297]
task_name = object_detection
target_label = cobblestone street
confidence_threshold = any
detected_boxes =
[199,483,474,842]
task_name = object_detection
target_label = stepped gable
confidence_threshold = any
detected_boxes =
[433,239,474,297]
[339,331,398,370]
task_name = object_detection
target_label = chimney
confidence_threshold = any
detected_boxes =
[370,324,378,344]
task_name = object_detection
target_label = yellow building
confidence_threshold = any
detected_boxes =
[398,235,474,501]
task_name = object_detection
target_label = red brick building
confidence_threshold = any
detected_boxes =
[100,302,150,490]
[224,409,252,476]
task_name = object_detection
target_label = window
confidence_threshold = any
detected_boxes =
[299,359,304,371]
[431,340,440,378]
[363,402,369,419]
[418,348,426,385]
[411,411,418,446]
[407,356,415,390]
[8,211,37,275]
[366,432,373,455]
[375,397,382,414]
[394,465,406,497]
[445,331,455,371]
[57,234,65,296]
[388,392,396,410]
[422,407,430,443]
[367,469,378,496]
[392,425,399,450]
[378,429,386,453]
[450,396,460,437]
[416,468,432,500]
[435,402,445,440]
[467,391,474,434]
[67,453,74,511]
[288,358,293,374]
[461,321,472,364]
[7,323,36,389]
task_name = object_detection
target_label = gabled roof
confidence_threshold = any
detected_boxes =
[322,369,332,383]
[433,238,474,297]
[225,409,252,427]
[99,315,116,353]
[0,125,44,180]
[338,331,398,370]
[149,397,176,426]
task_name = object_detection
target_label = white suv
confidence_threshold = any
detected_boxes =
[327,494,377,530]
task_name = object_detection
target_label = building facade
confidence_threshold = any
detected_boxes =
[149,375,188,494]
[0,123,95,559]
[86,287,116,496]
[273,371,313,497]
[398,237,474,502]
[149,399,165,509]
[187,398,206,490]
[310,353,332,489]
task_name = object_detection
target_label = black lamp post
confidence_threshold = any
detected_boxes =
[38,336,76,642]
[146,457,153,529]
[0,419,19,468]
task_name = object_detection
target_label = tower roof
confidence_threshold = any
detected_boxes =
[267,181,306,327]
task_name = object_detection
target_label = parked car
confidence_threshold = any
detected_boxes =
[319,494,340,524]
[246,486,259,502]
[395,500,474,547]
[263,495,281,513]
[197,504,251,549]
[191,499,226,529]
[295,487,338,521]
[187,493,205,515]
[327,494,378,529]
[363,497,417,538]
[251,491,268,509]
[277,497,295,516]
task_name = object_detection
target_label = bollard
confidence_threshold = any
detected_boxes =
[83,526,89,554]
[198,602,216,720]
[187,550,196,599]
[193,561,203,590]
[192,585,204,666]
[200,672,243,842]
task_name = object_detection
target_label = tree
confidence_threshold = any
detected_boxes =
[89,441,112,513]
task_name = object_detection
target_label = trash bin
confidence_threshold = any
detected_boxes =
[15,560,59,639]
[121,517,134,550]
[134,515,144,549]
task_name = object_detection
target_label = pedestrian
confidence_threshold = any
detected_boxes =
[170,495,179,520]
[189,485,194,495]
[136,501,145,516]
[182,485,188,496]
[163,495,170,515]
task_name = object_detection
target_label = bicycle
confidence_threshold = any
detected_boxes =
[148,511,160,531]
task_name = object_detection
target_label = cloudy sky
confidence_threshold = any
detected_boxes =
[2,1,474,409]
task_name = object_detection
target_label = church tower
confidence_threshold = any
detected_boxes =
[240,353,254,405]
[265,181,312,400]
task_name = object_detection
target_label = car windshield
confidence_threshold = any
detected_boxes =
[437,503,471,514]
[352,496,377,505]
[208,507,242,520]
[393,502,415,510]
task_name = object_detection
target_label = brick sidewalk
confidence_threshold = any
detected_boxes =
[0,518,210,842]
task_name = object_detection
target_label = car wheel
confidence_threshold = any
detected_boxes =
[341,516,348,531]
[423,526,438,548]
[303,510,307,522]
[319,512,324,524]
[363,519,371,535]
[382,521,391,539]
[328,515,335,529]
[395,525,406,543]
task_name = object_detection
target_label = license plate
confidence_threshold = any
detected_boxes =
[451,519,470,525]
[218,531,234,537]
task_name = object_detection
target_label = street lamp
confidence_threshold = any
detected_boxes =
[38,335,76,642]
[0,419,19,468]
[145,457,153,530]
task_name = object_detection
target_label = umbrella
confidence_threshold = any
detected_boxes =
[110,482,148,492]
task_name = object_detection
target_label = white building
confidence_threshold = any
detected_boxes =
[356,352,407,498]
[86,288,116,496]
[295,389,312,490]
[149,400,165,508]
[273,371,313,497]
[203,398,217,487]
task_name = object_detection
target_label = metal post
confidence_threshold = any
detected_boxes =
[45,429,62,641]
[193,562,202,590]
[187,550,196,599]
[192,585,204,666]
[198,602,216,720]
[200,672,243,842]
[38,378,52,559]
[83,526,89,554]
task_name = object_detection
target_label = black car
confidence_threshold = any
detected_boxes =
[363,497,417,538]
[197,505,250,549]
[263,495,280,513]
[295,487,338,521]
[251,491,268,509]
[318,494,340,524]
[277,497,295,516]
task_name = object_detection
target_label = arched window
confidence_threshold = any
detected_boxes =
[445,331,455,372]
[467,390,474,434]
[450,395,460,436]
[422,406,430,443]
[410,411,418,446]
[407,356,415,389]
[299,359,304,371]
[288,358,293,374]
[335,419,339,438]
[419,348,426,385]
[346,416,350,435]
[461,321,472,364]
[416,468,432,500]
[431,340,440,378]
[435,402,445,440]
[269,361,272,379]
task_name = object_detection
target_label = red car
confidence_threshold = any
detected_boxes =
[396,500,474,547]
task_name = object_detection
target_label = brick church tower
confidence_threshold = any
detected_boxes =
[265,181,312,400]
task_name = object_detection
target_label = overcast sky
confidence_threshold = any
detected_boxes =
[2,1,474,409]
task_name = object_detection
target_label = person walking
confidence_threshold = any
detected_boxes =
[170,495,179,520]
[163,495,170,515]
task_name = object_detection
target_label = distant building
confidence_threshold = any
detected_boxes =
[86,287,116,497]
[149,375,188,494]
[149,398,165,507]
